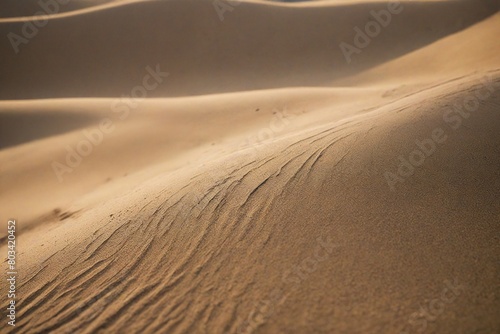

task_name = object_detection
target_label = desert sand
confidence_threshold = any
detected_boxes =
[0,0,499,333]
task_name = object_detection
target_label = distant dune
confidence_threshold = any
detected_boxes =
[0,0,498,98]
[0,0,499,333]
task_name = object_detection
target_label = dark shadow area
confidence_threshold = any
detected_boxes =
[0,0,498,99]
[0,110,98,149]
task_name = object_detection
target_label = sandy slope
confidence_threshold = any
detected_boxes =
[1,0,499,333]
[0,0,498,98]
[338,12,500,86]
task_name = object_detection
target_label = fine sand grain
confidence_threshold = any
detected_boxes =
[1,0,499,333]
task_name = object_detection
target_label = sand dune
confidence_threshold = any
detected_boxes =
[0,0,498,98]
[1,0,499,333]
[0,0,125,19]
[339,12,500,86]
